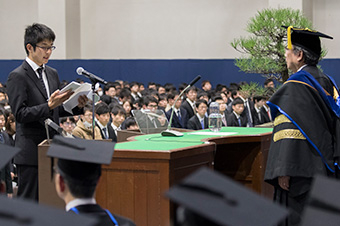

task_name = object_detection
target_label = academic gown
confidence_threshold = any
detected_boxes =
[264,65,340,226]
[71,204,135,226]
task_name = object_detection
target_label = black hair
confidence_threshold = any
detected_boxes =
[111,104,126,116]
[142,95,158,106]
[211,95,223,102]
[24,23,56,55]
[185,86,197,94]
[119,88,132,100]
[195,99,208,108]
[104,82,116,92]
[59,116,75,124]
[264,78,274,86]
[95,102,110,115]
[232,97,244,106]
[124,117,137,129]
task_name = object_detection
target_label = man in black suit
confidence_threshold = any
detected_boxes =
[95,102,116,142]
[252,95,266,126]
[49,136,135,226]
[165,92,189,129]
[181,86,197,119]
[110,104,126,142]
[187,99,209,130]
[6,23,87,201]
[226,97,248,127]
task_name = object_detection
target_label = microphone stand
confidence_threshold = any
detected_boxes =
[91,81,96,140]
[161,75,201,137]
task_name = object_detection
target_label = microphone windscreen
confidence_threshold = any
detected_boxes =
[76,67,84,75]
[189,75,201,87]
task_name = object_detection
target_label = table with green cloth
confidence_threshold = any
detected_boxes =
[95,127,273,226]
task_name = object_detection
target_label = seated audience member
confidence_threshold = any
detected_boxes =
[227,97,247,127]
[49,136,136,226]
[0,129,14,198]
[165,92,189,129]
[5,111,16,142]
[138,83,145,93]
[164,83,176,94]
[215,84,228,93]
[95,102,116,142]
[211,96,228,126]
[181,86,198,119]
[110,105,126,140]
[220,91,231,105]
[226,89,240,114]
[59,117,76,137]
[264,78,275,88]
[104,82,117,100]
[148,82,157,90]
[0,108,6,132]
[122,100,134,117]
[72,103,102,140]
[197,91,209,104]
[252,95,267,126]
[100,94,118,106]
[165,92,175,112]
[129,81,141,103]
[158,85,166,94]
[134,96,166,129]
[118,88,132,105]
[187,99,209,130]
[158,93,168,112]
[124,117,139,130]
[201,80,212,92]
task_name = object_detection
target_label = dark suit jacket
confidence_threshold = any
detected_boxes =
[260,106,271,123]
[71,204,135,226]
[96,123,117,142]
[226,112,247,127]
[165,108,189,129]
[187,115,208,130]
[6,61,82,166]
[181,100,195,119]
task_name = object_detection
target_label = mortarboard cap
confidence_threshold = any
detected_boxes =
[0,143,21,170]
[283,25,333,57]
[47,136,115,183]
[165,167,289,226]
[300,175,340,226]
[0,194,98,226]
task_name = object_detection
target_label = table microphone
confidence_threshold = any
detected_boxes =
[161,75,201,137]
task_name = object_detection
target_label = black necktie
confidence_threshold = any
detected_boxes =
[177,110,181,121]
[37,67,47,96]
[102,127,108,139]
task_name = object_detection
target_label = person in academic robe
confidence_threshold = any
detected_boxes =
[187,99,209,130]
[49,136,135,226]
[264,26,340,226]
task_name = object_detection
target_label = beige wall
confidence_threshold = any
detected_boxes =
[0,0,338,59]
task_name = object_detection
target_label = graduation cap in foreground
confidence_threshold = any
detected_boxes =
[47,136,115,183]
[300,175,340,226]
[165,167,289,226]
[0,143,21,170]
[283,25,333,56]
[0,194,98,226]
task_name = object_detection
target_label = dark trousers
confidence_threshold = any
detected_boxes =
[274,187,309,226]
[17,165,38,201]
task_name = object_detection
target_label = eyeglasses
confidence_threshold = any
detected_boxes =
[36,45,56,51]
[63,122,76,127]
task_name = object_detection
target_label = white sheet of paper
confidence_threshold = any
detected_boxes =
[63,83,92,113]
[188,131,238,136]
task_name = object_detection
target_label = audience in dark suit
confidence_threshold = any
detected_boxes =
[227,97,248,127]
[187,99,209,130]
[95,102,116,142]
[165,92,189,129]
[181,86,197,119]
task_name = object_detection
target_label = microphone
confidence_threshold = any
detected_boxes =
[45,118,64,135]
[76,67,108,85]
[188,75,201,87]
[161,75,201,137]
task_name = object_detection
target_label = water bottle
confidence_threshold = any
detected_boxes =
[208,102,222,132]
